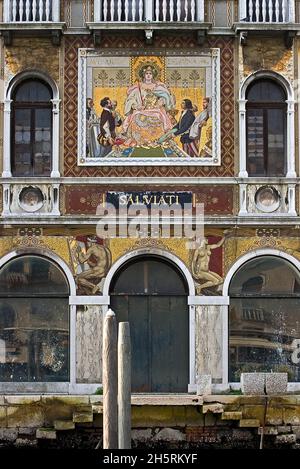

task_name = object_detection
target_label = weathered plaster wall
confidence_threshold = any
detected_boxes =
[4,38,60,84]
[239,37,294,83]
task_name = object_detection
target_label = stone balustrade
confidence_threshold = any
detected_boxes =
[93,0,205,23]
[239,0,295,23]
[3,0,60,23]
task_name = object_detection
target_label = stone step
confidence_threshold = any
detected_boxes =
[239,419,260,428]
[73,411,93,423]
[36,428,57,440]
[258,426,278,435]
[276,434,296,445]
[92,404,103,414]
[54,420,75,431]
[221,412,242,421]
[202,403,224,414]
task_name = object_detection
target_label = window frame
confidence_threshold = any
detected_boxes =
[0,254,70,383]
[238,71,295,179]
[0,250,92,394]
[2,70,60,179]
[222,251,300,390]
[246,80,287,177]
[11,80,53,177]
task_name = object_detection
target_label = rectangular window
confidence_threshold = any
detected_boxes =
[246,107,286,176]
[13,107,52,177]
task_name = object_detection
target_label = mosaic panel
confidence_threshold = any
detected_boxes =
[64,35,234,177]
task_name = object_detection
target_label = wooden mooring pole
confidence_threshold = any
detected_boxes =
[103,309,118,449]
[118,322,131,449]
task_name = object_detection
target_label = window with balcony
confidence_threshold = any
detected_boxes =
[11,79,52,177]
[246,79,287,177]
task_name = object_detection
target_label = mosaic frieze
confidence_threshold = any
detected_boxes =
[224,234,300,275]
[2,229,298,297]
[189,235,224,295]
[0,236,71,266]
[69,236,111,295]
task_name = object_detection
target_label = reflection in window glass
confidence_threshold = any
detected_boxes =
[15,80,51,103]
[0,256,69,295]
[229,256,300,382]
[0,256,69,382]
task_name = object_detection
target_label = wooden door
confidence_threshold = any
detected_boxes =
[110,258,189,392]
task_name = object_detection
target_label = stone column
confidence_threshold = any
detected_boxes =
[288,184,297,216]
[94,0,102,21]
[239,183,248,216]
[76,305,103,383]
[190,297,230,390]
[286,99,296,178]
[238,99,248,178]
[2,99,12,178]
[51,98,61,177]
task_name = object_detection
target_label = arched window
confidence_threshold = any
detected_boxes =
[12,79,52,177]
[0,255,69,382]
[246,79,287,177]
[229,256,300,382]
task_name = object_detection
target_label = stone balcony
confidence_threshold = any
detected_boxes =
[88,0,210,45]
[240,0,295,24]
[0,0,64,45]
[235,0,298,46]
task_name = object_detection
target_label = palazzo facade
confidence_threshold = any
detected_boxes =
[0,0,300,397]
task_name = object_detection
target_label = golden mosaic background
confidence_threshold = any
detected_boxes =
[224,235,300,275]
[109,237,191,268]
[0,236,71,267]
[1,230,300,295]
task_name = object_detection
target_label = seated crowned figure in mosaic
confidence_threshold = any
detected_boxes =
[122,64,175,147]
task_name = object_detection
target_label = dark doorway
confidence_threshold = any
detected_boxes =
[110,257,189,392]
